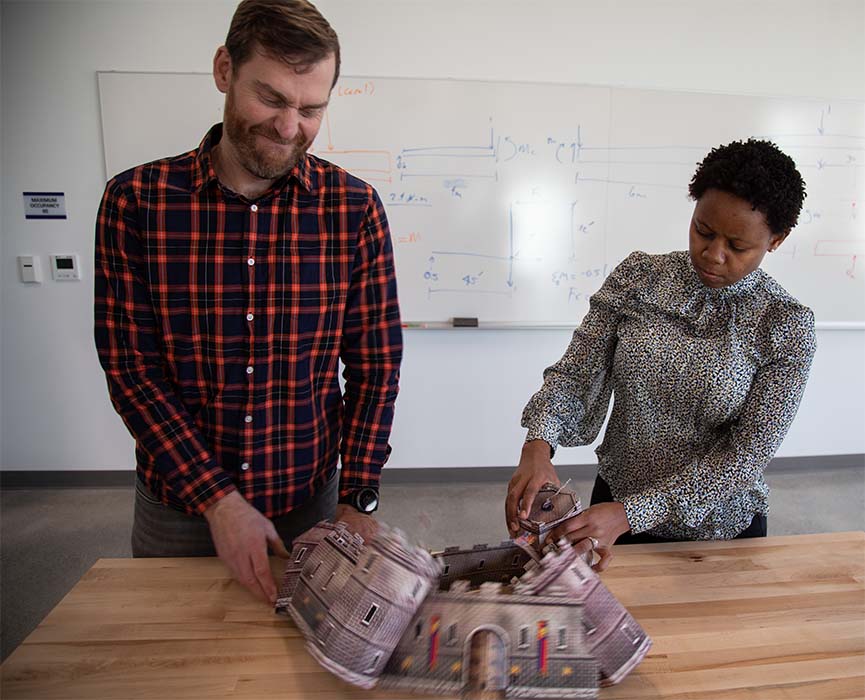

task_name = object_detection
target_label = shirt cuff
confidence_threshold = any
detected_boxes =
[338,476,382,499]
[621,488,672,534]
[524,418,562,457]
[184,468,238,515]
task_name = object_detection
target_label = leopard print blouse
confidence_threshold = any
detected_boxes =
[522,250,816,540]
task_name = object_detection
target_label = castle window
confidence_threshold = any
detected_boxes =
[447,624,458,645]
[307,561,323,579]
[362,603,379,626]
[511,554,520,566]
[415,621,423,638]
[322,571,336,591]
[363,553,377,573]
[557,627,567,649]
[294,546,308,563]
[443,564,450,577]
[571,565,589,583]
[621,622,640,646]
[518,626,529,648]
[411,580,422,598]
[365,652,382,674]
[582,618,596,636]
[477,559,485,570]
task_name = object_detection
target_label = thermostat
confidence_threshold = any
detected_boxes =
[50,254,81,281]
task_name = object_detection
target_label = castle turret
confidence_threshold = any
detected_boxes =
[514,540,652,686]
[287,523,441,688]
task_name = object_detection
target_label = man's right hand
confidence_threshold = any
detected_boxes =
[204,491,290,604]
[505,439,560,537]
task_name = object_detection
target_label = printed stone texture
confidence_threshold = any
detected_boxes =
[276,520,339,611]
[287,524,441,688]
[434,541,532,590]
[380,581,598,699]
[514,541,652,686]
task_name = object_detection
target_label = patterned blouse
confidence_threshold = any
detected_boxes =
[522,250,816,540]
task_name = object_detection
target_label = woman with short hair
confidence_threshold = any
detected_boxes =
[506,139,815,571]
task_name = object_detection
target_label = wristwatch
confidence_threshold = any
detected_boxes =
[338,486,380,514]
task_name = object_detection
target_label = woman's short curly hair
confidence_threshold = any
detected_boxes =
[688,139,806,234]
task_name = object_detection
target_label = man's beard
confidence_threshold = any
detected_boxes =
[223,89,310,180]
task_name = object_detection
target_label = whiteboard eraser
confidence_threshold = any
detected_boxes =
[452,317,479,327]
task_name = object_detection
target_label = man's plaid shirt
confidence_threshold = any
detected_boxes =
[95,124,402,518]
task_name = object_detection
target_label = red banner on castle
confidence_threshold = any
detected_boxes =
[537,620,548,674]
[429,615,440,669]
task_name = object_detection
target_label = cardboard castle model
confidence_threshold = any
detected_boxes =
[276,486,651,698]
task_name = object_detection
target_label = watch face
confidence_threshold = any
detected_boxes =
[357,487,379,513]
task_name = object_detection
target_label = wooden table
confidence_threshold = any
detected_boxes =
[2,532,863,699]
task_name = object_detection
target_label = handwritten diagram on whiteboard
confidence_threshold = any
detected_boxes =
[98,73,865,325]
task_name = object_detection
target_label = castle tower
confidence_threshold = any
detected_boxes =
[288,524,441,688]
[514,541,651,686]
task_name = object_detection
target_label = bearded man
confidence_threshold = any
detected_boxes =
[94,0,401,604]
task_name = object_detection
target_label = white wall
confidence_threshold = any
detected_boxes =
[2,0,863,472]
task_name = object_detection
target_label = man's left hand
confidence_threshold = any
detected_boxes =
[548,502,631,572]
[334,504,379,544]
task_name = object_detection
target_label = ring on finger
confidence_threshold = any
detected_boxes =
[587,536,599,551]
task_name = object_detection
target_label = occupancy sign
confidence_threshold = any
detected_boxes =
[23,192,67,220]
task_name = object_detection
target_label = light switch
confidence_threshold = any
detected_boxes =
[17,255,42,283]
[50,254,80,281]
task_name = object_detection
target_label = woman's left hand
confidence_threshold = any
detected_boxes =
[548,502,631,572]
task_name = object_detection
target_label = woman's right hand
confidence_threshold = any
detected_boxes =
[505,439,560,537]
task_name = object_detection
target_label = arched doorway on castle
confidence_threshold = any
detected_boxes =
[464,626,507,698]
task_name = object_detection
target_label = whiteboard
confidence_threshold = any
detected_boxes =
[98,72,865,326]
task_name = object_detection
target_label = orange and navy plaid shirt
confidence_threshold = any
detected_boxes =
[94,124,402,518]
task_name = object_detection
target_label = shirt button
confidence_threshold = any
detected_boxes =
[244,415,253,423]
[241,462,250,471]
[246,366,254,374]
[250,204,258,212]
[247,257,255,266]
[246,313,254,321]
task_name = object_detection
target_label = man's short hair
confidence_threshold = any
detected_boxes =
[225,0,341,86]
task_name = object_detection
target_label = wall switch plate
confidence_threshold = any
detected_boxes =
[18,255,42,283]
[50,254,80,281]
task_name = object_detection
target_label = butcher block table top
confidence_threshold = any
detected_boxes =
[2,531,863,699]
